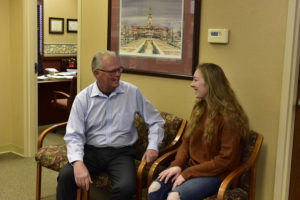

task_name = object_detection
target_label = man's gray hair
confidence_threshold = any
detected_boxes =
[91,50,116,71]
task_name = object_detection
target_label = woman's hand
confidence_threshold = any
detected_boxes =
[158,166,182,184]
[172,175,186,190]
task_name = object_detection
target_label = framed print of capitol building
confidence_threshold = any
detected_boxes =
[108,0,200,79]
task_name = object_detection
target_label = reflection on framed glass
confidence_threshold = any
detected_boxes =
[67,19,78,33]
[49,17,64,34]
[108,0,200,79]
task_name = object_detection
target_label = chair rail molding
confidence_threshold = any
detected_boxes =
[44,43,77,57]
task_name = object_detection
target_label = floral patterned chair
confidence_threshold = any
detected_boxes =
[35,112,187,200]
[147,131,263,200]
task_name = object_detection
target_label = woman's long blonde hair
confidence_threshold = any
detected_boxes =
[185,63,249,143]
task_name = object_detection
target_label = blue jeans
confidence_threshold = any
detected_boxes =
[148,174,222,200]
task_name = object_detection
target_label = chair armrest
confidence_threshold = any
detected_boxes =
[53,91,71,99]
[216,134,263,200]
[159,119,187,156]
[135,124,186,200]
[135,118,186,200]
[147,148,178,187]
[216,161,251,200]
[37,122,67,150]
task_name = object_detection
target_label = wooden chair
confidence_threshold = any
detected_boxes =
[147,131,263,200]
[35,112,187,200]
[51,75,77,114]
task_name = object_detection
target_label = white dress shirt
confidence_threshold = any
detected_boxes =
[64,81,165,163]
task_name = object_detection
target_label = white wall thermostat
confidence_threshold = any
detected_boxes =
[208,29,229,44]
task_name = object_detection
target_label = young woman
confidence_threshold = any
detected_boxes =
[148,63,249,200]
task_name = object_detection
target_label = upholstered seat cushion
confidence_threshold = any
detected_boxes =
[203,188,248,200]
[35,145,68,172]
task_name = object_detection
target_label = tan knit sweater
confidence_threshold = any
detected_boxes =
[170,111,241,180]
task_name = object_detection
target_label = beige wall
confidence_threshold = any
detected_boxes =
[10,0,24,153]
[80,0,288,199]
[0,0,13,150]
[0,0,24,154]
[44,0,77,44]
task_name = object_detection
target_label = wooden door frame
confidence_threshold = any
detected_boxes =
[274,0,300,199]
[23,0,38,157]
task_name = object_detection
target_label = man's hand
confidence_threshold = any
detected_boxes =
[73,161,93,191]
[142,149,159,164]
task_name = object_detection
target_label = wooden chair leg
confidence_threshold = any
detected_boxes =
[76,188,89,200]
[136,179,142,200]
[136,160,147,200]
[83,189,89,200]
[77,188,82,200]
[36,163,42,200]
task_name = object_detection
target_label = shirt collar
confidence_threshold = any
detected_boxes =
[90,81,125,97]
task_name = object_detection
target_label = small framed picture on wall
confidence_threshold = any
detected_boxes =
[49,17,64,34]
[67,19,78,33]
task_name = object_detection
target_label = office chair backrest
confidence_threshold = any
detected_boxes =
[67,75,77,113]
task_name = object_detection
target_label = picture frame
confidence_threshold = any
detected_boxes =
[67,19,78,33]
[49,17,64,34]
[108,0,201,79]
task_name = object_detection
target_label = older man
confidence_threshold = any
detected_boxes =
[56,50,164,200]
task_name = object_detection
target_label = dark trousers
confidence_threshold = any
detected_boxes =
[56,145,137,200]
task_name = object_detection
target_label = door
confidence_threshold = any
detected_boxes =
[289,68,300,200]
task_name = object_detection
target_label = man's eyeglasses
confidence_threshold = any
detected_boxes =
[97,66,124,74]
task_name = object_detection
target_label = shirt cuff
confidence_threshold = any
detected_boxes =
[147,141,159,152]
[68,155,84,164]
[69,160,80,166]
